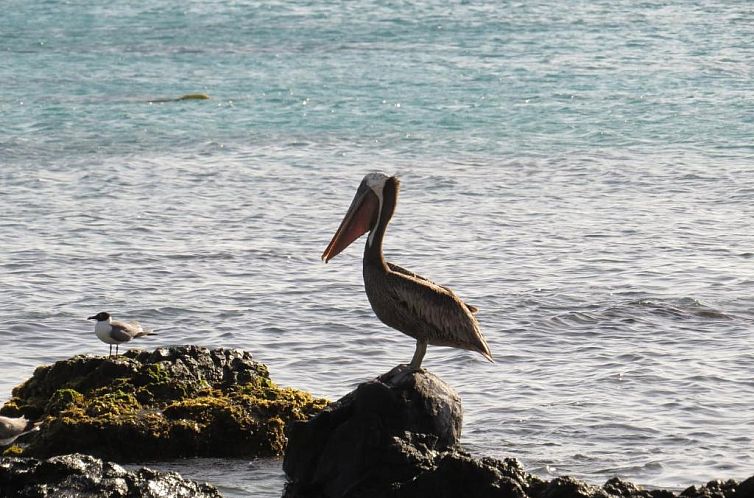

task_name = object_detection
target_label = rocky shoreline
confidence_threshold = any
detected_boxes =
[2,348,752,498]
[0,346,326,461]
[0,453,223,498]
[282,365,754,498]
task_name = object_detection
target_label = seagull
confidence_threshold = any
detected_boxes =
[0,415,41,446]
[87,311,155,357]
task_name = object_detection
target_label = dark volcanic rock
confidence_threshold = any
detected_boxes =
[679,479,740,498]
[283,365,462,498]
[283,366,754,498]
[394,451,534,498]
[0,453,222,498]
[540,476,610,498]
[284,366,544,498]
[737,477,754,498]
[603,477,654,498]
[0,346,327,461]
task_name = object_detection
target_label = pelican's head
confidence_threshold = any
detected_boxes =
[322,172,399,263]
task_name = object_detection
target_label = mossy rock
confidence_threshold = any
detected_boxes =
[0,345,328,462]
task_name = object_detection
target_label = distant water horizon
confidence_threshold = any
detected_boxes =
[2,0,752,496]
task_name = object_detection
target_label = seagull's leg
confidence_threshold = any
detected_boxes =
[109,345,112,358]
[116,344,119,357]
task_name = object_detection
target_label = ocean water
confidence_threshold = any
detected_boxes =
[1,0,753,496]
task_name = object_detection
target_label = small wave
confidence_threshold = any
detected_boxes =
[544,296,733,330]
[596,460,664,476]
[164,251,237,261]
[620,298,734,321]
[548,311,600,326]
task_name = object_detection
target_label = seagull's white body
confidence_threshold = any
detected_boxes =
[95,320,118,344]
[94,319,145,345]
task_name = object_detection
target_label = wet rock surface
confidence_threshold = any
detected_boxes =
[0,346,327,461]
[283,365,462,498]
[283,366,754,498]
[0,453,222,498]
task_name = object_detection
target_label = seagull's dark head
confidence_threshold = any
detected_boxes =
[87,311,111,322]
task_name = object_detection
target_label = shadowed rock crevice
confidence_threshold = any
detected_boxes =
[0,346,327,461]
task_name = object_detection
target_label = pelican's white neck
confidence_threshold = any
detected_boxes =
[365,173,388,247]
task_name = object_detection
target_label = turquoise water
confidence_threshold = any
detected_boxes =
[2,1,753,496]
[5,1,752,159]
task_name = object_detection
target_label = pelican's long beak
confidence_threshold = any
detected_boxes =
[322,182,380,263]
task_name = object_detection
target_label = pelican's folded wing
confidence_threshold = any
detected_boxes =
[387,262,479,315]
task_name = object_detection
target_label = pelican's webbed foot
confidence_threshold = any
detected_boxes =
[387,363,426,385]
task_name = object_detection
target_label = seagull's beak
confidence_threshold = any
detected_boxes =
[87,316,97,320]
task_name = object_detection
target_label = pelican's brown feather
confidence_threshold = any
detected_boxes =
[387,262,480,315]
[365,264,492,360]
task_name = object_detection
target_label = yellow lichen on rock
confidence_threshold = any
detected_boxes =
[2,445,24,457]
[0,346,328,462]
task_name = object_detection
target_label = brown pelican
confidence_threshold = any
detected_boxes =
[322,172,493,370]
[88,311,155,357]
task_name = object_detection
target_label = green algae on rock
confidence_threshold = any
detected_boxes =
[0,346,327,462]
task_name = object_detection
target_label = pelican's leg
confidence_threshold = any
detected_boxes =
[390,340,428,384]
[408,340,427,371]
